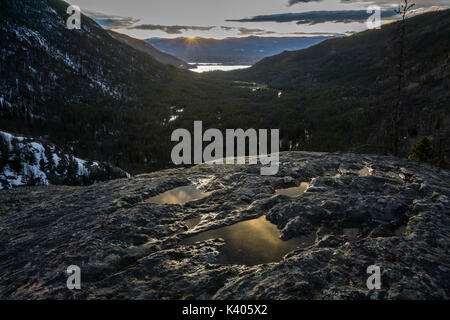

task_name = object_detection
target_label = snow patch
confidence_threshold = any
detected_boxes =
[0,131,110,189]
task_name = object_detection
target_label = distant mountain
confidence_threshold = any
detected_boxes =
[0,131,129,189]
[108,31,192,69]
[146,36,334,65]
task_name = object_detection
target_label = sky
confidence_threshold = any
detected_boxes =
[67,0,450,39]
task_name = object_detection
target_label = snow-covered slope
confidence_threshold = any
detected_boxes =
[0,131,130,190]
[0,0,180,172]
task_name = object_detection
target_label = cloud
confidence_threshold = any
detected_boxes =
[82,10,342,37]
[83,10,139,29]
[286,31,343,36]
[341,0,448,4]
[406,5,449,16]
[220,26,338,37]
[237,27,276,35]
[129,24,215,34]
[289,0,450,7]
[220,26,276,35]
[288,0,322,6]
[227,10,399,24]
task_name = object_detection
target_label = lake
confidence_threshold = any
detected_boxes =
[189,63,251,73]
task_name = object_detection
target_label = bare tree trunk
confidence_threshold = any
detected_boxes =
[392,0,415,156]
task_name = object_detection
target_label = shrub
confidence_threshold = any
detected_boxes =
[408,136,434,164]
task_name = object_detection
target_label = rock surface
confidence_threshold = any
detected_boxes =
[0,152,448,299]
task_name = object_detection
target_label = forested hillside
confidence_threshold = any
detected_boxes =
[1,0,448,183]
[0,0,271,173]
[108,31,191,69]
[215,10,449,165]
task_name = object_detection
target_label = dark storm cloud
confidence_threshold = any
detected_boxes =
[130,24,215,34]
[227,10,398,24]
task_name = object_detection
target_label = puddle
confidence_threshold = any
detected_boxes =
[184,217,201,230]
[359,167,372,177]
[181,216,314,266]
[275,182,309,198]
[147,185,211,205]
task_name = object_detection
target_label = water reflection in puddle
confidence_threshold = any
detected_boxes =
[147,186,211,205]
[184,217,201,230]
[359,167,372,177]
[275,182,309,198]
[182,216,315,266]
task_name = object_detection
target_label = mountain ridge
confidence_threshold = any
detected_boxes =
[230,9,450,87]
[212,9,450,163]
[108,31,192,69]
[147,36,334,65]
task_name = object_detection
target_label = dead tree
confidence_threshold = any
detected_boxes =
[392,0,415,156]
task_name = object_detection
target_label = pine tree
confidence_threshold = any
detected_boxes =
[408,136,434,164]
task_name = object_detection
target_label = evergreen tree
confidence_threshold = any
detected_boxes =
[408,136,434,164]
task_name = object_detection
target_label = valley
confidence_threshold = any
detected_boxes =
[0,0,449,302]
[1,1,448,187]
